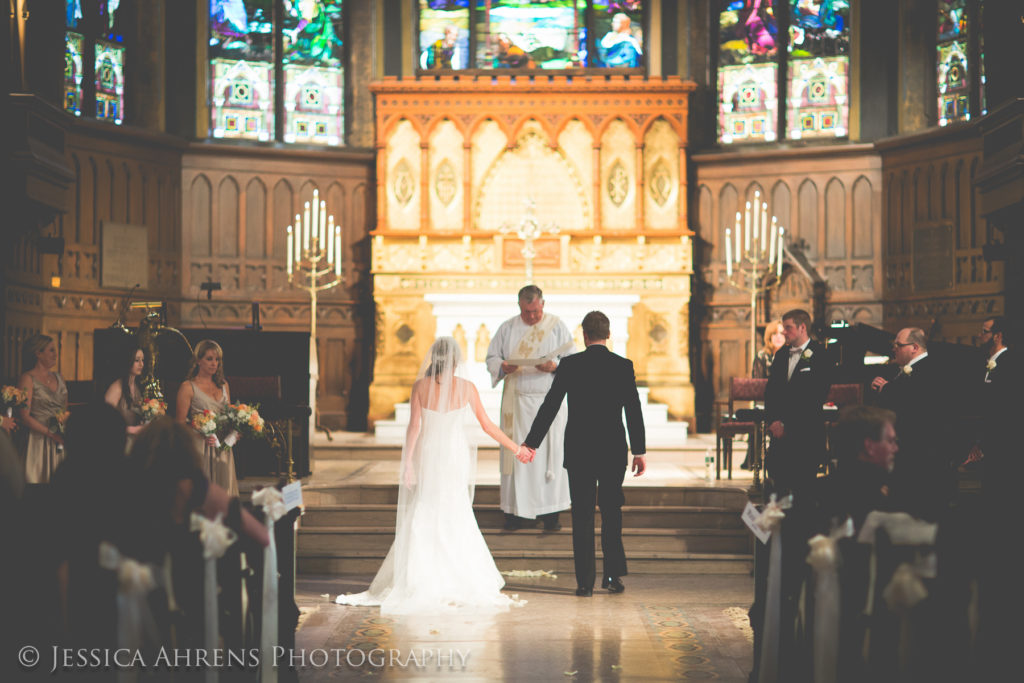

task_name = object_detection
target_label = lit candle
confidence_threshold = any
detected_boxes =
[734,212,742,263]
[752,192,760,242]
[762,207,769,253]
[327,216,335,263]
[311,190,319,245]
[303,202,311,252]
[769,217,777,266]
[777,227,785,277]
[744,202,751,255]
[287,226,293,275]
[320,201,327,250]
[335,226,342,277]
[725,228,733,276]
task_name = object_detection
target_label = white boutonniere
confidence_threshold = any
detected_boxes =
[902,364,913,376]
[986,358,997,371]
[802,348,813,360]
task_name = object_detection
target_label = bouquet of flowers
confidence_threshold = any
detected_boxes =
[50,410,71,452]
[221,403,268,447]
[140,398,167,423]
[1,385,28,418]
[190,409,223,449]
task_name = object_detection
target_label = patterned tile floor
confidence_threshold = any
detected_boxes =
[294,574,754,682]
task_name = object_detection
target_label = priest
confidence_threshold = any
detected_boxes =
[486,286,573,531]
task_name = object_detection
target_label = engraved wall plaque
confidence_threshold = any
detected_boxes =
[101,221,149,289]
[913,224,953,292]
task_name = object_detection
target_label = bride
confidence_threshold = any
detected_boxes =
[336,337,532,614]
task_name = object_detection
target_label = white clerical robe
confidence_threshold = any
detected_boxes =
[486,314,573,518]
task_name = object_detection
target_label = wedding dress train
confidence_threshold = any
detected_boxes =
[336,404,522,615]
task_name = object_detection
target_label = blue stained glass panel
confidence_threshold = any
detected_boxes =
[592,1,644,68]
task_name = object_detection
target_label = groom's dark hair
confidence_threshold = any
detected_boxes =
[518,285,543,303]
[582,311,610,340]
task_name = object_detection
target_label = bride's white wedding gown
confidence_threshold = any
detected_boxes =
[336,404,522,614]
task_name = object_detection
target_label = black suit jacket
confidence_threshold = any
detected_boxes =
[764,340,832,462]
[980,349,1018,489]
[875,354,953,516]
[524,344,646,471]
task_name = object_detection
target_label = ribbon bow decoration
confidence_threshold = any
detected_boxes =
[98,542,160,683]
[754,493,793,536]
[190,513,237,683]
[252,486,287,523]
[190,512,238,560]
[883,562,929,613]
[252,487,287,683]
[805,518,856,683]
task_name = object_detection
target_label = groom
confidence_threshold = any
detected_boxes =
[522,311,646,597]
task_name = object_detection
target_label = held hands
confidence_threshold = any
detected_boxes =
[871,376,889,392]
[515,444,536,463]
[767,421,785,438]
[205,436,219,446]
[632,455,646,477]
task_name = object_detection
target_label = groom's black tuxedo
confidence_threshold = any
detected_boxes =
[764,340,832,496]
[525,344,646,590]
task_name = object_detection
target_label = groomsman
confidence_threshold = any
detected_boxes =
[870,327,952,519]
[764,309,832,497]
[523,311,646,597]
[970,316,1016,495]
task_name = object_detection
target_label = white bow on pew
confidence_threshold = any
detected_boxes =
[252,487,287,683]
[805,517,855,683]
[755,493,793,683]
[97,542,160,683]
[190,513,237,683]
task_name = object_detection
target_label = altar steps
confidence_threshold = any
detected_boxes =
[296,484,753,576]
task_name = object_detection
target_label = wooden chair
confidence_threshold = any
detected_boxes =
[716,377,768,480]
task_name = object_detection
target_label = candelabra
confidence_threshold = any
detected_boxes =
[724,191,786,492]
[286,189,343,448]
[500,198,559,284]
[725,190,786,368]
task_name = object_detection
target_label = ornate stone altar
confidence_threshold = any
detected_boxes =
[368,76,697,423]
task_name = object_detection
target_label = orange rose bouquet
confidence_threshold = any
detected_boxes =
[1,385,28,418]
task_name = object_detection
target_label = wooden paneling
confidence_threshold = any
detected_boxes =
[693,145,883,406]
[878,126,1002,343]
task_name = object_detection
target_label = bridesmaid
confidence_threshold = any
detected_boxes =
[104,347,145,453]
[176,339,238,496]
[18,334,69,483]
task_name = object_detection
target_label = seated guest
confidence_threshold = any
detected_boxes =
[814,405,899,531]
[124,416,267,564]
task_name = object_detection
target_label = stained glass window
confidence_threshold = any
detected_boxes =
[718,0,779,143]
[94,0,127,125]
[786,0,849,140]
[65,32,84,117]
[209,0,276,141]
[64,1,84,117]
[474,0,586,69]
[592,1,644,68]
[418,1,470,70]
[283,0,344,145]
[936,0,969,125]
